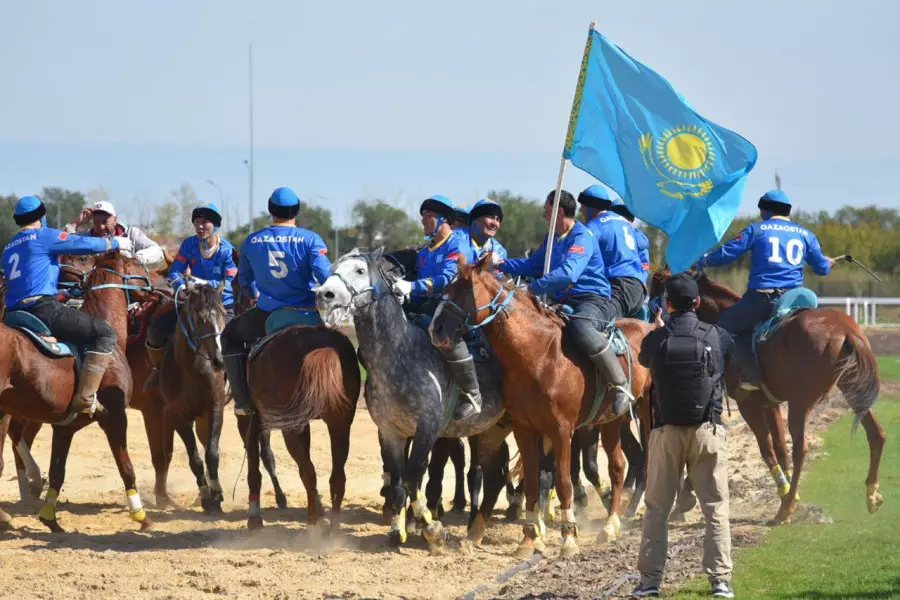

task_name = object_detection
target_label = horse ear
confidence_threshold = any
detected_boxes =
[372,246,384,261]
[474,251,492,272]
[457,252,469,267]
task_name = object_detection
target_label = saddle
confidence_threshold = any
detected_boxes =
[248,307,323,362]
[752,287,818,365]
[4,310,81,362]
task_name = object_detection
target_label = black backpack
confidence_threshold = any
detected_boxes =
[656,321,718,426]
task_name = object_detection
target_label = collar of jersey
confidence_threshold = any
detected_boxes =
[556,222,575,242]
[428,232,452,252]
[770,216,791,222]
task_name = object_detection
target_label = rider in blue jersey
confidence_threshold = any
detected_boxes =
[144,203,238,390]
[394,195,482,421]
[578,185,646,318]
[466,199,508,263]
[1,196,120,414]
[221,187,332,415]
[609,198,651,284]
[498,190,633,417]
[453,205,471,230]
[699,189,834,389]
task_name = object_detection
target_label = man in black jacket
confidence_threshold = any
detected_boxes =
[632,273,735,599]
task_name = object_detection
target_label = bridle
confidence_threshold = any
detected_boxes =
[438,277,516,332]
[174,281,224,353]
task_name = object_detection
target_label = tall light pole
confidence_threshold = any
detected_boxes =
[206,179,225,211]
[247,42,255,228]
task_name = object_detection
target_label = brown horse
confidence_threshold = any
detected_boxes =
[430,253,653,557]
[158,279,230,514]
[649,270,885,524]
[0,251,154,532]
[243,322,361,533]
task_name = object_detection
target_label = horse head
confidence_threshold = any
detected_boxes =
[176,278,227,371]
[316,247,401,328]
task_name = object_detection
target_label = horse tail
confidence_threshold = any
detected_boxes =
[263,347,351,432]
[508,452,524,484]
[836,331,880,432]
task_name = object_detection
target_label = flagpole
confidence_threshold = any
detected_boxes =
[543,20,596,276]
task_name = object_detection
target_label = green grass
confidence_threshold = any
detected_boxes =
[676,396,900,599]
[878,355,900,381]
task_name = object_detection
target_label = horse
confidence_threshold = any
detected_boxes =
[315,248,512,553]
[155,279,231,514]
[429,253,653,557]
[0,251,155,532]
[649,269,885,524]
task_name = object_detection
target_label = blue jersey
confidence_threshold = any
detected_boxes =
[454,229,508,264]
[635,228,650,283]
[2,227,115,309]
[704,217,831,289]
[584,212,645,281]
[238,225,331,312]
[412,232,462,296]
[169,236,238,307]
[501,221,611,300]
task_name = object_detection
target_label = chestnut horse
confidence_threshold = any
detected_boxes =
[430,253,653,557]
[0,251,154,532]
[243,322,361,533]
[649,270,885,524]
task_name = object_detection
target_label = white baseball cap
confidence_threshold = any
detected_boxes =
[91,201,117,217]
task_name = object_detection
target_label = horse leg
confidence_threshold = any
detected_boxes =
[766,403,791,476]
[464,426,509,549]
[202,403,225,514]
[175,423,212,514]
[326,417,352,532]
[548,426,579,557]
[512,427,543,558]
[380,433,408,546]
[582,425,610,511]
[244,412,264,529]
[9,419,44,502]
[860,410,886,514]
[38,426,76,533]
[425,438,451,520]
[597,420,626,544]
[406,423,445,554]
[141,403,178,509]
[774,406,810,524]
[571,429,586,507]
[97,404,153,531]
[466,436,482,523]
[259,431,288,509]
[537,439,557,522]
[450,438,468,513]
[283,426,324,531]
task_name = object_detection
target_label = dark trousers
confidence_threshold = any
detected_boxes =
[718,289,782,374]
[21,296,117,354]
[222,307,270,356]
[610,276,646,319]
[147,302,234,348]
[566,293,618,356]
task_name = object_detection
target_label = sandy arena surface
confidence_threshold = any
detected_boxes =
[0,391,861,600]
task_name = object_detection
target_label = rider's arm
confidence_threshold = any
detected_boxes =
[529,233,593,297]
[221,245,239,289]
[306,233,332,285]
[128,227,166,266]
[638,330,660,369]
[715,325,735,368]
[805,234,832,276]
[636,229,651,272]
[42,228,119,255]
[701,225,753,267]
[411,238,460,295]
[499,242,545,279]
[167,240,191,292]
[237,239,259,299]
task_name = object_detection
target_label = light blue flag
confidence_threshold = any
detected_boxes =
[563,27,758,273]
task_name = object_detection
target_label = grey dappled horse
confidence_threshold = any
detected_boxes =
[315,248,511,552]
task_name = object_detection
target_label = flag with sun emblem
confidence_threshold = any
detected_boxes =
[562,26,758,273]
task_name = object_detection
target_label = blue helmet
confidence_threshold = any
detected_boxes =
[577,184,615,210]
[14,195,47,226]
[609,197,635,222]
[469,199,503,223]
[420,194,455,222]
[454,204,471,226]
[268,187,301,219]
[758,189,791,216]
[192,202,223,229]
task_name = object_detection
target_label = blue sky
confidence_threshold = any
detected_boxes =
[1,1,898,227]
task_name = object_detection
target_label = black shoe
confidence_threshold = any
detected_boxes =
[453,398,478,421]
[611,387,633,417]
[631,583,660,598]
[711,581,735,598]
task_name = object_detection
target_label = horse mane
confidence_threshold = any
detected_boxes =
[183,282,227,320]
[470,264,566,328]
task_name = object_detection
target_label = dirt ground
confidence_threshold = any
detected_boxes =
[0,390,867,600]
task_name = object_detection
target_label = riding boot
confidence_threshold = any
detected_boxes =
[71,351,112,416]
[447,356,483,421]
[224,353,253,416]
[143,342,166,391]
[587,340,633,418]
[733,334,761,390]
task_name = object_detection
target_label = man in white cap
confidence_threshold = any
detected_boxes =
[66,201,165,266]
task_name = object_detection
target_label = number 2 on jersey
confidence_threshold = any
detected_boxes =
[7,252,22,280]
[268,250,288,278]
[767,237,803,265]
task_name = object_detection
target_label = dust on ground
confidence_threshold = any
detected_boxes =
[0,391,872,600]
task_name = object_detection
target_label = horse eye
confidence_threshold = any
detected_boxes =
[357,268,365,275]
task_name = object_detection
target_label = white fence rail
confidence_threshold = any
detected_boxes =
[818,297,900,327]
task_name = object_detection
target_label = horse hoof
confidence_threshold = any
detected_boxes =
[39,517,64,533]
[204,503,224,517]
[388,528,407,546]
[559,538,579,558]
[247,516,264,530]
[514,543,536,559]
[505,506,519,521]
[460,539,477,556]
[451,500,467,513]
[276,492,288,510]
[669,510,686,523]
[595,527,617,545]
[424,522,446,546]
[867,490,884,514]
[138,518,154,532]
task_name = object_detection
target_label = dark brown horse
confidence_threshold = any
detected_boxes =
[0,251,154,532]
[649,270,885,524]
[430,253,653,557]
[244,322,361,532]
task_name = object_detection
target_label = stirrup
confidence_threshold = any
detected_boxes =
[609,383,634,402]
[76,394,99,416]
[740,381,760,391]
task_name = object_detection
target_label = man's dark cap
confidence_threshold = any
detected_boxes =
[665,273,700,303]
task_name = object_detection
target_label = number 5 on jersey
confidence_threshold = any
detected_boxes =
[268,250,288,278]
